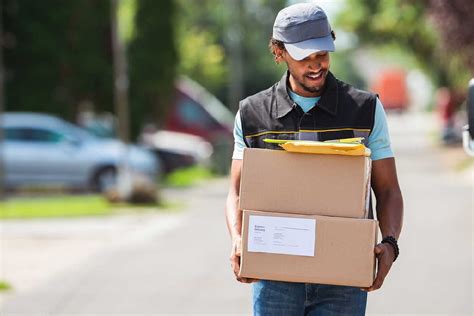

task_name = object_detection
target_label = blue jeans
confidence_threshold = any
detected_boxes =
[253,280,367,316]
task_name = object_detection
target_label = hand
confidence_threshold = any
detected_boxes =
[363,243,395,292]
[229,235,258,283]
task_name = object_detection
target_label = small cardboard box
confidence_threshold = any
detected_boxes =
[239,148,372,218]
[240,210,378,288]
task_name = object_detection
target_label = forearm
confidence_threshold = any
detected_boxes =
[367,158,403,291]
[375,187,403,239]
[226,170,256,283]
[226,160,244,240]
[225,192,243,240]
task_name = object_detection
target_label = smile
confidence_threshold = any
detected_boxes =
[305,71,324,80]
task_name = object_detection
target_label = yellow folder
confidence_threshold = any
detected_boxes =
[263,138,371,157]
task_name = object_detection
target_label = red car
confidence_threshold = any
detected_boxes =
[162,76,235,173]
[371,69,409,112]
[164,76,234,144]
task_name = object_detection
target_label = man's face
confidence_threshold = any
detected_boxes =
[278,49,330,97]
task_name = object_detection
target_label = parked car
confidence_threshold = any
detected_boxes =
[164,76,234,143]
[1,112,159,192]
[463,78,474,155]
[371,69,409,112]
[164,76,235,174]
[140,129,213,174]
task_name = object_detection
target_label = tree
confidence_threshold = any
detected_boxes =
[175,0,287,111]
[2,0,113,119]
[427,0,474,73]
[336,0,471,89]
[175,0,228,97]
[128,0,177,137]
[239,0,288,100]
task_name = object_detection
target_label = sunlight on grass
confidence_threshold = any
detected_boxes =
[456,157,474,172]
[0,195,112,219]
[0,281,13,292]
[0,194,185,219]
[0,168,213,219]
[163,166,214,188]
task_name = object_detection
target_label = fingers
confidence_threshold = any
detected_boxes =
[230,255,257,283]
[236,276,259,283]
[374,244,384,255]
[365,243,393,292]
[366,267,386,292]
[229,236,258,283]
[230,238,244,282]
[230,238,241,273]
[229,248,240,275]
[235,240,242,257]
[231,255,240,276]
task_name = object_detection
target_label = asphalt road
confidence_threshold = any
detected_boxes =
[0,111,472,315]
[365,112,473,315]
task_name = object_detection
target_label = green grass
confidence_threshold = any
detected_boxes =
[0,281,12,292]
[0,195,185,219]
[0,195,113,219]
[0,168,212,219]
[163,166,214,188]
[456,157,474,172]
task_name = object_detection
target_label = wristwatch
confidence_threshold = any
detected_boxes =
[381,236,399,262]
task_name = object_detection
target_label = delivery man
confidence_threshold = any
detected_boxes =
[225,3,404,315]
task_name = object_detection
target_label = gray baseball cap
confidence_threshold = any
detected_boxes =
[273,3,335,61]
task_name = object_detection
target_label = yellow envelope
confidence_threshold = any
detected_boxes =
[279,140,371,156]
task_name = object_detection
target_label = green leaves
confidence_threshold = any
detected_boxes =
[177,27,227,94]
[3,0,113,118]
[128,0,177,136]
[336,0,470,90]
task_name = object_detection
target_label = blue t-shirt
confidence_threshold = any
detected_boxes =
[232,91,394,161]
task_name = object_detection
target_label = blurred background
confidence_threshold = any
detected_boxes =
[0,0,472,315]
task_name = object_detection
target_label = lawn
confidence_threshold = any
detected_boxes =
[0,166,214,219]
[0,195,113,219]
[0,281,12,292]
[163,166,214,188]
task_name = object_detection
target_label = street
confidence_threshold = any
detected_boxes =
[0,111,472,315]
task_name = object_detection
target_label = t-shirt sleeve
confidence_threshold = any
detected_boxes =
[367,98,394,161]
[232,110,247,160]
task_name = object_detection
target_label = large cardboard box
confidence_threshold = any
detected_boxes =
[239,148,372,218]
[240,210,378,288]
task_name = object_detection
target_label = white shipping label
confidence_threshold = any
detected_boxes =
[247,215,316,257]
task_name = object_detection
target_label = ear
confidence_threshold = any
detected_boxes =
[274,47,285,64]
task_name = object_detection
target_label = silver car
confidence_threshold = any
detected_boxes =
[1,112,159,192]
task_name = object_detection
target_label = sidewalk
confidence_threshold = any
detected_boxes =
[0,211,183,299]
[365,111,472,315]
[0,179,252,315]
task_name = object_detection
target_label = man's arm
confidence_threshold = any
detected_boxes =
[366,157,403,291]
[225,159,243,242]
[225,159,257,283]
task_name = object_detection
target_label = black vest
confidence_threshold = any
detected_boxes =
[239,71,377,150]
[239,71,376,219]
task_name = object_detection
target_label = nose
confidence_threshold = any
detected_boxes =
[306,53,322,70]
[308,58,321,70]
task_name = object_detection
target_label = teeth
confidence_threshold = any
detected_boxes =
[308,72,322,79]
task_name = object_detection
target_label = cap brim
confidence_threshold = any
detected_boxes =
[284,36,335,61]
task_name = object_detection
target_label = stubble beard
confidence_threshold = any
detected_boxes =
[300,81,322,94]
[297,75,326,94]
[288,66,327,96]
